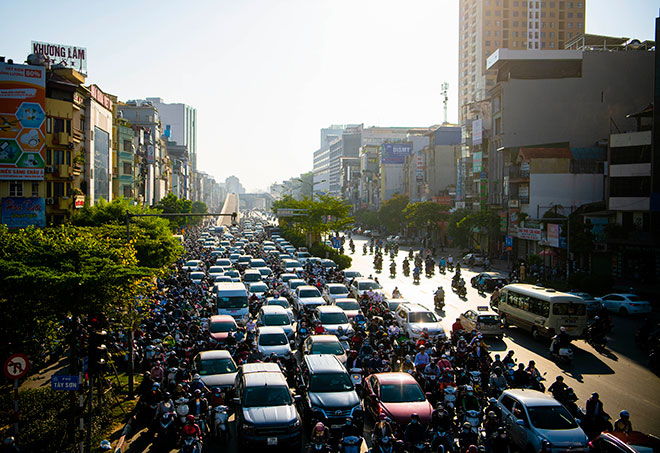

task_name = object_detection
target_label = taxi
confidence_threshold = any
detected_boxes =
[459,306,503,338]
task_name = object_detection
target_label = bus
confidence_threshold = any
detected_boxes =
[496,284,587,340]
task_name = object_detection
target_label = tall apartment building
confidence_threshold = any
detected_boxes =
[459,0,586,120]
[146,98,197,173]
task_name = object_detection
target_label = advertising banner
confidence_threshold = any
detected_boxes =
[517,227,542,241]
[473,151,482,173]
[505,235,513,251]
[1,197,45,228]
[472,118,483,145]
[416,151,424,181]
[381,143,412,164]
[547,223,560,247]
[31,41,87,75]
[0,62,46,180]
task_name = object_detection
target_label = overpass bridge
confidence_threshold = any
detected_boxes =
[218,193,240,226]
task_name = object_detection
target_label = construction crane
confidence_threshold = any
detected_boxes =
[441,82,449,125]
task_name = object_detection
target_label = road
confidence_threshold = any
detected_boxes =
[217,193,240,227]
[347,235,660,436]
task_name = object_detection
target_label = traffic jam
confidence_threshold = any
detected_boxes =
[131,213,659,453]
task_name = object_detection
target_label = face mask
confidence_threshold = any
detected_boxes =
[412,420,418,424]
[468,392,473,396]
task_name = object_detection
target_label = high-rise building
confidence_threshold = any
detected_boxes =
[146,97,197,172]
[458,0,586,122]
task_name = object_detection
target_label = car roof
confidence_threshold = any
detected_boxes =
[317,305,344,313]
[354,278,376,283]
[240,362,282,374]
[501,389,561,406]
[298,285,319,291]
[258,326,287,335]
[244,370,288,387]
[399,303,431,313]
[210,315,236,323]
[373,372,419,385]
[325,283,347,288]
[309,334,340,343]
[260,305,287,314]
[197,350,232,360]
[334,298,359,303]
[304,354,346,373]
[480,272,507,278]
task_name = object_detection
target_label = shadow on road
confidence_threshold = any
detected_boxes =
[484,337,508,352]
[503,328,615,382]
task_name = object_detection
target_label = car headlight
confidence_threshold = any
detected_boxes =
[411,326,422,332]
[242,422,255,431]
[289,418,301,429]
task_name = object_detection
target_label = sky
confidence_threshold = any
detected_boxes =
[1,0,658,192]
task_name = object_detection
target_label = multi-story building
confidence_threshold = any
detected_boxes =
[146,98,197,173]
[313,125,345,194]
[166,140,189,200]
[85,84,114,205]
[358,145,381,209]
[112,109,136,200]
[225,175,245,195]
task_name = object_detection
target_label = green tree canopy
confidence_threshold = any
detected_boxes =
[449,209,500,250]
[404,201,449,234]
[378,194,409,233]
[355,209,379,229]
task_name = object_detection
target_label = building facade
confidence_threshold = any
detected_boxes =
[146,98,197,172]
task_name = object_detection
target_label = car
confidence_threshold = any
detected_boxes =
[213,275,233,284]
[385,297,412,313]
[461,253,486,266]
[183,259,203,271]
[363,372,433,428]
[193,350,238,391]
[342,270,363,280]
[298,355,363,431]
[497,389,588,453]
[242,269,262,284]
[302,335,347,365]
[320,259,338,270]
[234,366,302,448]
[208,265,226,275]
[322,283,350,303]
[282,259,304,273]
[314,305,354,336]
[600,293,652,316]
[349,278,384,299]
[208,315,238,343]
[280,273,298,285]
[568,292,604,317]
[294,285,326,312]
[247,281,268,299]
[257,306,295,339]
[590,431,660,453]
[223,269,241,282]
[459,306,503,338]
[394,303,446,340]
[237,255,253,268]
[331,298,362,320]
[287,278,307,296]
[249,258,268,269]
[296,251,312,263]
[264,296,295,321]
[257,267,272,277]
[190,271,205,285]
[256,326,292,358]
[229,253,240,264]
[470,272,508,291]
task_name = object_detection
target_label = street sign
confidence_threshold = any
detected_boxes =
[277,208,294,216]
[51,375,80,391]
[3,353,30,380]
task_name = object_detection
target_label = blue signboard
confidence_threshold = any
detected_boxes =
[1,197,45,228]
[381,143,412,164]
[52,375,79,391]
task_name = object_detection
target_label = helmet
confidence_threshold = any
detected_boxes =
[463,422,472,429]
[489,397,497,404]
[193,374,201,380]
[163,391,171,399]
[488,411,497,418]
[315,422,325,432]
[594,316,600,320]
[465,385,473,392]
[186,415,195,422]
[591,392,599,399]
[507,350,514,355]
[379,413,387,420]
[194,389,201,396]
[411,413,420,420]
[152,383,160,389]
[529,360,535,366]
[620,410,630,419]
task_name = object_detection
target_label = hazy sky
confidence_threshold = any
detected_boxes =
[1,0,657,192]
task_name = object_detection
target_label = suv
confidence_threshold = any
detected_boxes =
[234,366,302,447]
[298,355,363,432]
[322,283,350,303]
[314,305,353,336]
[394,303,446,340]
[349,278,384,299]
[497,389,588,453]
[294,285,326,312]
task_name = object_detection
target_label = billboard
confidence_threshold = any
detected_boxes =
[31,41,87,75]
[547,223,560,247]
[472,118,483,145]
[2,197,45,228]
[381,142,412,164]
[0,62,46,180]
[473,151,482,173]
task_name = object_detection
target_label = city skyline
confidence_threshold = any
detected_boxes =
[1,0,657,192]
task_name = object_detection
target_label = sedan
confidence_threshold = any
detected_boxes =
[322,283,350,303]
[208,315,238,343]
[363,372,433,428]
[600,293,652,316]
[332,298,362,320]
[302,335,347,365]
[470,272,508,292]
[461,253,485,266]
[568,292,604,317]
[256,327,292,358]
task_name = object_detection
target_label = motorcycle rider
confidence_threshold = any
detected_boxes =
[512,364,530,388]
[553,326,571,354]
[392,287,402,298]
[341,416,362,439]
[489,368,508,396]
[404,413,426,447]
[491,427,511,453]
[525,360,542,389]
[373,413,395,448]
[188,389,209,432]
[613,410,633,434]
[548,376,568,403]
[180,414,203,449]
[431,404,452,452]
[461,386,481,412]
[414,345,431,371]
[458,422,478,452]
[585,392,610,436]
[502,350,516,367]
[310,421,331,446]
[435,286,445,308]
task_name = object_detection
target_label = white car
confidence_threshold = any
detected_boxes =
[190,271,206,285]
[183,260,203,271]
[349,278,384,299]
[322,283,350,303]
[257,306,295,339]
[314,305,353,336]
[264,297,295,322]
[294,285,326,312]
[394,303,446,340]
[600,293,652,315]
[247,282,268,299]
[256,326,292,358]
[331,298,362,320]
[342,270,363,280]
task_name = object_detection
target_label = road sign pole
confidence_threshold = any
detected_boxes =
[13,379,18,434]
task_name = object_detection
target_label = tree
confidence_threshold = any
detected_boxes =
[404,202,449,238]
[355,209,379,229]
[154,192,207,230]
[451,210,500,251]
[378,194,409,234]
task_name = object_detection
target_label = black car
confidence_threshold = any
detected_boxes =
[297,354,363,433]
[470,272,508,291]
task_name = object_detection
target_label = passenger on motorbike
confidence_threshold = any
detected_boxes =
[310,422,331,445]
[404,413,427,446]
[502,350,516,367]
[613,410,633,434]
[180,414,203,447]
[438,354,453,371]
[461,386,481,412]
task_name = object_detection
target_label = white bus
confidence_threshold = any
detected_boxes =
[496,284,587,340]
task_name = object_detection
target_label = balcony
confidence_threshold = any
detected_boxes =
[57,164,71,178]
[506,166,529,182]
[53,132,71,146]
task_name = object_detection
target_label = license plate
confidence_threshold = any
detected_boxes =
[331,425,343,429]
[267,437,278,446]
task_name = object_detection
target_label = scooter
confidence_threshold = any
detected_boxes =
[180,436,202,453]
[457,285,467,299]
[339,435,363,453]
[413,272,420,284]
[309,440,331,452]
[434,292,445,311]
[464,410,481,434]
[549,336,574,364]
[211,405,229,442]
[175,397,190,426]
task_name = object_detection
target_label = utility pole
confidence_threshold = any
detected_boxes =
[441,82,449,125]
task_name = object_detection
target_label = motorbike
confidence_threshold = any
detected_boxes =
[309,440,331,452]
[375,259,382,273]
[413,271,420,284]
[457,285,467,299]
[175,397,190,425]
[363,244,368,255]
[403,261,410,277]
[339,435,363,453]
[180,436,202,453]
[464,410,481,434]
[549,336,573,364]
[349,240,355,254]
[411,441,431,452]
[372,435,395,453]
[586,325,608,349]
[211,405,229,442]
[434,292,445,311]
[430,429,453,453]
[156,412,176,445]
[390,263,396,278]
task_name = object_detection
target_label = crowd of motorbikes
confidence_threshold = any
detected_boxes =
[106,221,644,453]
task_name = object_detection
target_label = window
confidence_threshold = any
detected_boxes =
[550,42,555,48]
[578,22,582,28]
[46,117,52,133]
[123,140,132,152]
[513,10,519,16]
[123,162,132,174]
[31,182,39,197]
[486,9,491,15]
[567,12,573,18]
[9,181,22,196]
[54,118,65,133]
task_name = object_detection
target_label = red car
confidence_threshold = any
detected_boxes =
[363,372,433,427]
[208,315,238,342]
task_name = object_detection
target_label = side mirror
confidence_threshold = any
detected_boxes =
[231,397,241,405]
[516,419,526,427]
[294,395,302,403]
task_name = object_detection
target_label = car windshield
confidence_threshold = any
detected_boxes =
[286,261,302,268]
[190,272,205,279]
[627,295,644,302]
[250,284,267,292]
[185,261,199,267]
[300,289,321,298]
[358,282,381,290]
[259,333,287,346]
[552,303,586,316]
[243,386,292,407]
[199,358,237,375]
[218,296,248,309]
[527,405,578,430]
[268,299,290,309]
[251,260,266,267]
[380,383,426,403]
[477,315,500,325]
[309,373,354,392]
[329,286,348,294]
[225,271,239,277]
[210,321,236,333]
[409,312,438,323]
[310,342,344,355]
[320,312,348,324]
[337,301,360,311]
[264,314,290,326]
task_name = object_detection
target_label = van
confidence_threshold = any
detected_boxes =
[216,282,249,325]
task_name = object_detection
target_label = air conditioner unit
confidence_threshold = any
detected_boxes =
[45,198,55,205]
[45,166,55,173]
[58,164,70,178]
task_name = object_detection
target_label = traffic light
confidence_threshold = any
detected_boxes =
[231,212,238,226]
[89,329,108,374]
